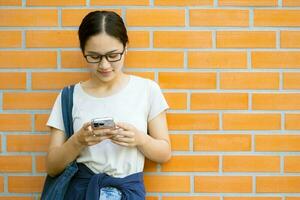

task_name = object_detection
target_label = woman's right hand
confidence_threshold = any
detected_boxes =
[74,122,115,146]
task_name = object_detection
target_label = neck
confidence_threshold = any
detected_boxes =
[88,72,126,90]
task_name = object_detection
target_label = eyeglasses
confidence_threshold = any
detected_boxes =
[84,48,126,63]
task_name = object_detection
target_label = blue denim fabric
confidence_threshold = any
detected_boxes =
[99,187,122,200]
[64,163,145,200]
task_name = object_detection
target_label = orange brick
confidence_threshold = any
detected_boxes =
[154,31,212,48]
[169,134,190,151]
[0,197,34,200]
[190,9,249,27]
[223,156,280,172]
[161,155,219,172]
[220,72,279,89]
[32,72,90,90]
[256,135,300,152]
[144,159,157,172]
[0,114,31,131]
[217,31,276,48]
[61,51,86,68]
[252,51,300,69]
[36,155,46,172]
[0,0,21,6]
[0,31,22,48]
[281,31,300,48]
[126,51,184,68]
[62,9,122,27]
[0,196,34,200]
[26,30,78,48]
[128,31,150,48]
[164,93,187,110]
[194,176,252,192]
[193,134,251,151]
[283,0,300,6]
[286,198,300,200]
[0,9,57,26]
[224,198,281,200]
[163,197,219,200]
[3,92,58,110]
[167,113,219,130]
[219,0,277,6]
[284,73,300,89]
[188,51,247,69]
[286,114,300,130]
[223,114,281,130]
[155,0,213,6]
[147,197,159,200]
[126,72,155,80]
[35,114,50,132]
[126,9,185,27]
[91,0,148,5]
[27,0,85,6]
[144,175,190,192]
[257,176,300,193]
[0,72,26,89]
[8,176,44,193]
[285,156,300,172]
[159,72,216,89]
[254,10,300,27]
[0,51,57,68]
[7,134,50,152]
[0,156,32,172]
[191,93,248,110]
[0,177,3,192]
[253,93,300,110]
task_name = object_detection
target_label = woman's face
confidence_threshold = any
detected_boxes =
[83,32,126,83]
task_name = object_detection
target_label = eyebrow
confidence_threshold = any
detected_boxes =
[86,49,119,54]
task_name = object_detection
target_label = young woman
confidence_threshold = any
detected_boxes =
[46,10,171,200]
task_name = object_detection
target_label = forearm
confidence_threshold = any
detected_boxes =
[137,133,171,163]
[46,134,85,177]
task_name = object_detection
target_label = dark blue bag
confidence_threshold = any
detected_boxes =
[41,85,78,200]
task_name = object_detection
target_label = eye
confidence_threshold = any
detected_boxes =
[90,55,100,59]
[107,54,118,58]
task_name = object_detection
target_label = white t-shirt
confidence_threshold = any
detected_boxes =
[47,75,169,178]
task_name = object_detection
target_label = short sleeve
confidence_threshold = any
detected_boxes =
[147,80,169,122]
[46,92,65,132]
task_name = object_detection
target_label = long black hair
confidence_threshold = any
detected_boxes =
[78,11,129,53]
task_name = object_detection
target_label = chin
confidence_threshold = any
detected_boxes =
[95,71,117,82]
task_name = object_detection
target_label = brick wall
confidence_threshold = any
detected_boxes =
[1,0,300,199]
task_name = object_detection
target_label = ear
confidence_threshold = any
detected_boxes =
[125,43,128,54]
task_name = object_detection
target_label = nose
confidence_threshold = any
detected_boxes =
[97,56,110,69]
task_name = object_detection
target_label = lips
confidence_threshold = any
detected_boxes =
[97,70,113,76]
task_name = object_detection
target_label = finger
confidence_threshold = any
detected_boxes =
[115,130,134,138]
[112,136,134,143]
[115,122,131,130]
[93,128,114,136]
[82,122,92,132]
[84,130,93,137]
[108,129,120,135]
[111,140,129,147]
[87,135,112,143]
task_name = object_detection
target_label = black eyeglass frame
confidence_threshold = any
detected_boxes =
[84,48,126,63]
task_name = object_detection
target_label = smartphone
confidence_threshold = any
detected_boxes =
[91,117,116,130]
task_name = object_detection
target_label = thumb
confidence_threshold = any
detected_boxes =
[82,122,91,130]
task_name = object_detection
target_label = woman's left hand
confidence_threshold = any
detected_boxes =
[110,122,147,147]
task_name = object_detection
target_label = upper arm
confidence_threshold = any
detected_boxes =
[147,111,170,145]
[48,127,66,152]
